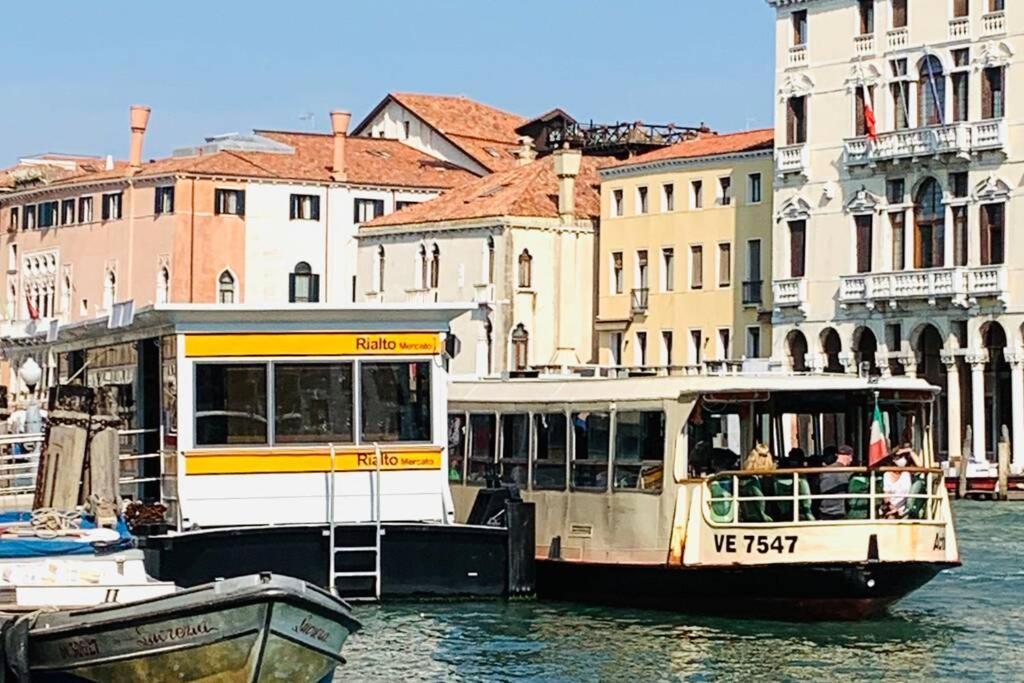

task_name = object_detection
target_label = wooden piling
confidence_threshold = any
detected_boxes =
[998,425,1011,502]
[957,425,972,500]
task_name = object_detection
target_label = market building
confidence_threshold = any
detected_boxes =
[766,0,1019,467]
[596,130,776,369]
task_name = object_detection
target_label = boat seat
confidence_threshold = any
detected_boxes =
[772,476,815,522]
[847,474,871,519]
[906,475,929,519]
[738,477,772,523]
[708,479,734,523]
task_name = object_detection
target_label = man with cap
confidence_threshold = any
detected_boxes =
[818,445,854,520]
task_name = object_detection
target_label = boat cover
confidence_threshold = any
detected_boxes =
[0,513,134,558]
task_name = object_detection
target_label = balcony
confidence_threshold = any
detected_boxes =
[983,11,1006,35]
[742,280,763,306]
[839,266,1008,307]
[853,33,875,56]
[772,278,807,311]
[787,45,807,68]
[843,121,1006,167]
[886,27,908,51]
[405,288,436,304]
[630,288,649,315]
[776,143,808,176]
[948,16,971,41]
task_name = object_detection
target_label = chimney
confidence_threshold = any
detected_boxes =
[330,110,352,182]
[553,146,582,225]
[514,136,537,166]
[129,105,151,170]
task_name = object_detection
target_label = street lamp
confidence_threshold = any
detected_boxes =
[18,357,43,437]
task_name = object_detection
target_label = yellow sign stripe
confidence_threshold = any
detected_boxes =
[184,333,442,358]
[184,449,443,475]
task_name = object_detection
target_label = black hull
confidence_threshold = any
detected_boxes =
[537,560,958,620]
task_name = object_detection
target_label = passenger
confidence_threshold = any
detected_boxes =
[818,445,854,520]
[881,444,919,518]
[742,443,776,472]
[787,448,806,468]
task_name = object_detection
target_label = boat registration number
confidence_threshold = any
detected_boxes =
[713,534,798,554]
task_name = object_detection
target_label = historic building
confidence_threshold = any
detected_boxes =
[357,148,601,378]
[595,130,776,369]
[766,0,1017,465]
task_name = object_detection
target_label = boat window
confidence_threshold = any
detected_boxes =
[468,414,497,484]
[499,414,529,487]
[534,413,567,490]
[273,363,353,443]
[447,413,467,482]
[195,363,268,446]
[687,412,742,476]
[572,412,610,490]
[359,361,431,442]
[614,411,665,492]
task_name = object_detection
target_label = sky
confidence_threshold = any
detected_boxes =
[0,1,776,163]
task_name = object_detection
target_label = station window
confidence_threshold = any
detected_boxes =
[499,414,529,487]
[533,413,567,490]
[274,363,353,443]
[195,363,268,446]
[467,413,497,484]
[571,412,610,490]
[360,361,431,443]
[447,413,467,482]
[613,411,665,492]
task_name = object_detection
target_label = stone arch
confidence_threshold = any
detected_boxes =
[820,327,843,373]
[852,326,879,376]
[980,320,1011,455]
[785,330,809,372]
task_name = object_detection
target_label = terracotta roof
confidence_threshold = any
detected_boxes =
[9,133,475,193]
[363,154,602,229]
[0,156,113,192]
[360,93,527,173]
[604,128,775,169]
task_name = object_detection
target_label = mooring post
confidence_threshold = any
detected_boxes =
[998,425,1010,501]
[958,425,972,500]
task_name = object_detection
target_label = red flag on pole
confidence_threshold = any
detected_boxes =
[864,98,878,141]
[25,294,39,321]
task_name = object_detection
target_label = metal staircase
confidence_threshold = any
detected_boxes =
[328,443,383,601]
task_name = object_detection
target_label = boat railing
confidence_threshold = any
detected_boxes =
[703,467,947,526]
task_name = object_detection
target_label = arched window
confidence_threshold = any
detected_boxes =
[103,270,116,310]
[486,236,495,284]
[518,250,533,288]
[418,245,428,290]
[511,323,529,371]
[376,245,386,292]
[288,261,319,303]
[918,55,946,127]
[218,270,236,304]
[157,267,170,304]
[914,178,945,269]
[429,244,440,289]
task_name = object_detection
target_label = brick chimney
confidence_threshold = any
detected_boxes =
[129,105,151,170]
[553,147,583,225]
[330,110,352,182]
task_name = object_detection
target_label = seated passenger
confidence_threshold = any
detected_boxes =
[787,447,806,468]
[818,445,854,521]
[881,444,918,518]
[742,443,776,472]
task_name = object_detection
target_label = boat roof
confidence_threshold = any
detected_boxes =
[449,373,939,405]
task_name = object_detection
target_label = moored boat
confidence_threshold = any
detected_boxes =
[448,372,961,619]
[5,573,361,682]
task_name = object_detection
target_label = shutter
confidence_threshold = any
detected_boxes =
[790,221,806,278]
[214,190,222,215]
[154,189,160,215]
[953,0,968,17]
[288,273,296,303]
[237,191,246,217]
[312,196,320,221]
[310,274,321,303]
[893,0,907,27]
[856,216,873,273]
[980,205,991,266]
[982,68,994,119]
[855,88,866,136]
[289,195,297,220]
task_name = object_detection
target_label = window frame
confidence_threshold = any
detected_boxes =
[612,410,665,494]
[214,188,246,217]
[570,410,612,492]
[101,192,124,221]
[155,186,175,215]
[289,193,321,221]
[747,173,763,204]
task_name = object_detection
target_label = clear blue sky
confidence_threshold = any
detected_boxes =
[1,1,776,162]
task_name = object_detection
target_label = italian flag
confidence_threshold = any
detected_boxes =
[868,403,888,467]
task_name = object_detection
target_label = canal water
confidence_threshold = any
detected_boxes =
[341,502,1020,681]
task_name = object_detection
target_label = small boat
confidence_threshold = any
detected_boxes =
[4,573,361,682]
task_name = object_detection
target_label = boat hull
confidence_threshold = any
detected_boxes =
[14,574,360,682]
[536,559,958,620]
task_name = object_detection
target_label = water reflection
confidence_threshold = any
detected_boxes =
[340,503,1017,681]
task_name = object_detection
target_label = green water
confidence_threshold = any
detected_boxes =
[341,502,1020,681]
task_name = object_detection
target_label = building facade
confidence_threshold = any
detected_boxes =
[596,131,776,369]
[357,149,599,378]
[766,0,1018,465]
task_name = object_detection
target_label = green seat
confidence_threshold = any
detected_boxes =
[847,474,871,519]
[739,477,772,523]
[906,476,928,519]
[773,476,815,521]
[708,479,734,523]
